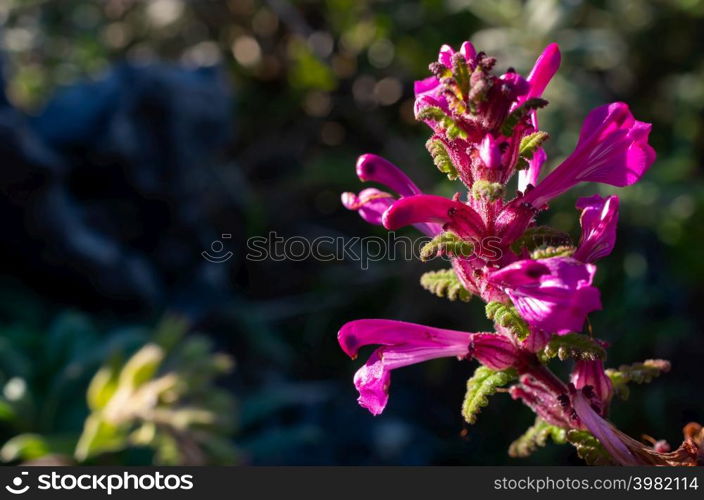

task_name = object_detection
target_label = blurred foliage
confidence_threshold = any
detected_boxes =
[0,305,237,465]
[0,0,703,465]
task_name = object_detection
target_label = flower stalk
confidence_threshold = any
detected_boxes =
[338,39,700,465]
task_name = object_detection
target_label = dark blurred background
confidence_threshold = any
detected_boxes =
[0,0,702,465]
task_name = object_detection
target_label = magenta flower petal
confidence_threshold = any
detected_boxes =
[414,76,440,97]
[572,390,641,465]
[499,72,530,98]
[523,102,655,208]
[573,195,619,263]
[337,319,471,359]
[487,257,602,334]
[570,360,613,413]
[478,134,502,169]
[510,374,572,428]
[438,44,454,67]
[382,194,486,239]
[355,154,422,198]
[516,43,560,192]
[353,350,391,415]
[344,155,442,235]
[340,319,474,415]
[470,333,520,370]
[355,342,470,415]
[518,141,547,192]
[521,328,552,352]
[460,41,477,61]
[524,43,561,101]
[341,188,395,226]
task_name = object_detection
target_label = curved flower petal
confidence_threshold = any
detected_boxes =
[573,195,619,263]
[438,44,454,67]
[356,154,423,198]
[499,71,530,99]
[487,257,602,334]
[414,76,440,97]
[572,390,642,465]
[523,102,655,208]
[470,333,520,370]
[353,350,391,415]
[521,327,552,352]
[510,374,572,428]
[460,41,477,61]
[571,360,613,414]
[354,342,470,415]
[382,194,486,239]
[338,318,471,359]
[340,319,520,415]
[516,43,560,191]
[518,147,547,193]
[341,188,395,226]
[344,156,442,236]
[343,319,474,416]
[524,43,561,102]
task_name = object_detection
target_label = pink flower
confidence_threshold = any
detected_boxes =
[341,154,442,236]
[338,319,518,415]
[573,195,619,263]
[509,374,573,428]
[517,43,561,192]
[523,102,655,208]
[570,360,613,414]
[341,188,395,226]
[382,194,486,240]
[487,257,601,334]
[522,43,562,103]
[355,154,422,198]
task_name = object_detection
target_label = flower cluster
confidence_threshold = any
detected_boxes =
[339,41,702,465]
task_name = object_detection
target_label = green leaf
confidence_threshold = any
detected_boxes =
[117,344,164,391]
[461,366,516,424]
[501,98,548,137]
[519,131,549,159]
[420,232,474,261]
[416,106,468,140]
[485,302,530,340]
[542,334,606,361]
[509,417,567,457]
[606,359,671,400]
[420,269,471,302]
[426,138,458,180]
[86,362,121,412]
[0,433,51,462]
[566,429,615,465]
[74,414,128,461]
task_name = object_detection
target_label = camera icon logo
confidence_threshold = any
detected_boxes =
[202,234,234,263]
[5,471,29,495]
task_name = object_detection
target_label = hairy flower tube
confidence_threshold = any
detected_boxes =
[338,40,701,465]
